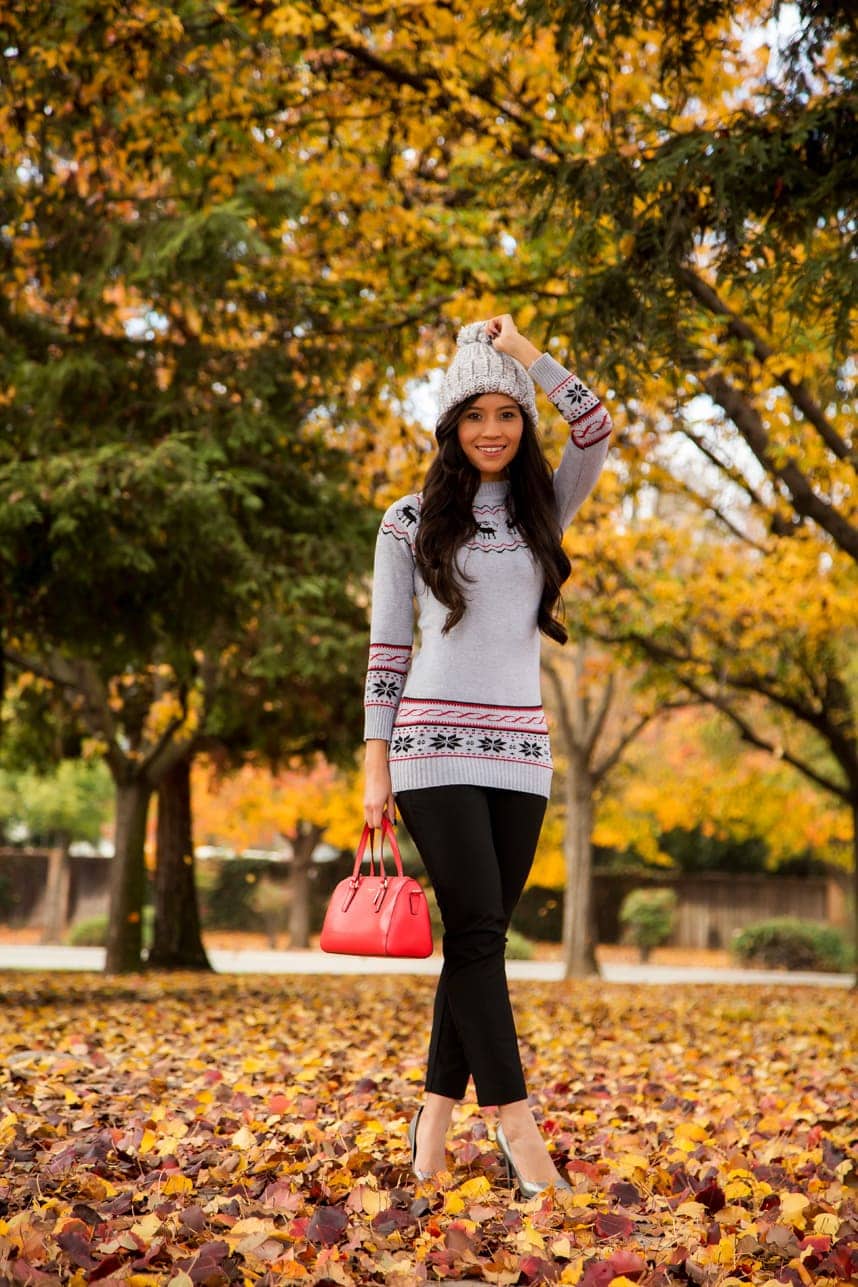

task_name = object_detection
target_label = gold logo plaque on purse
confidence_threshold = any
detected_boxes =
[320,815,433,958]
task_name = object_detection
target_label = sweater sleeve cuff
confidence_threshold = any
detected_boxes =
[364,706,395,742]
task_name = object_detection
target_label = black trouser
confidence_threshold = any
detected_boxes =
[394,784,547,1107]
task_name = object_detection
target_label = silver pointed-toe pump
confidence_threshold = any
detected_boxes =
[496,1122,571,1198]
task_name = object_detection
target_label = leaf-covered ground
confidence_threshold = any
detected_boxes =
[0,974,855,1286]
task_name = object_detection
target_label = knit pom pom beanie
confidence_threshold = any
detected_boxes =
[436,321,538,431]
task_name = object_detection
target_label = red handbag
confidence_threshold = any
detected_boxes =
[320,816,433,958]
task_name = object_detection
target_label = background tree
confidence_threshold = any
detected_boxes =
[572,514,858,981]
[0,758,112,943]
[192,754,365,948]
[541,640,688,977]
[0,2,393,970]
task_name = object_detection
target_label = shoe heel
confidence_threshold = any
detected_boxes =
[408,1106,431,1183]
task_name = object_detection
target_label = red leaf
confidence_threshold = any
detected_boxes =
[579,1261,617,1287]
[595,1211,634,1238]
[609,1180,642,1206]
[444,1222,475,1254]
[87,1253,127,1283]
[372,1208,417,1236]
[798,1235,831,1253]
[55,1233,98,1270]
[695,1181,726,1213]
[519,1254,561,1283]
[179,1205,207,1233]
[607,1249,647,1279]
[307,1205,348,1246]
[10,1262,57,1287]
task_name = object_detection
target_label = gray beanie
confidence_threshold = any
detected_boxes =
[436,321,538,431]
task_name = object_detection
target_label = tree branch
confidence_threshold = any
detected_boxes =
[583,671,614,758]
[541,657,578,755]
[701,369,858,562]
[687,683,850,801]
[679,266,853,463]
[588,624,852,800]
[5,650,128,778]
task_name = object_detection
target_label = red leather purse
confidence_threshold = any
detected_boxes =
[320,816,433,958]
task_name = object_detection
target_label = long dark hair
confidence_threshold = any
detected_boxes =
[414,395,572,644]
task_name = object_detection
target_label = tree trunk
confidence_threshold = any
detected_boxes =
[41,832,71,944]
[105,776,152,974]
[288,822,322,949]
[562,754,600,979]
[150,755,211,971]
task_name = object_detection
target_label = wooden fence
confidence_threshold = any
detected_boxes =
[0,848,850,949]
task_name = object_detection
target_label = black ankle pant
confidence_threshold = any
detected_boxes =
[394,784,547,1107]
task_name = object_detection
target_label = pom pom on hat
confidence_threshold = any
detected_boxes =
[436,321,538,430]
[456,321,494,346]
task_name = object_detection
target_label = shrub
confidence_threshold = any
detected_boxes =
[67,906,154,948]
[67,915,108,946]
[731,917,852,972]
[505,927,534,960]
[249,874,293,948]
[619,887,677,962]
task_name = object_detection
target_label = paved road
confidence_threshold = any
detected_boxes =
[0,944,852,986]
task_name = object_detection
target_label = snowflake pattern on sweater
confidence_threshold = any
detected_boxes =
[387,698,551,773]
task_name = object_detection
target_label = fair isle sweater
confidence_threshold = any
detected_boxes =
[363,353,612,799]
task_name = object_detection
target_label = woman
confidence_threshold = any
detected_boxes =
[363,313,611,1195]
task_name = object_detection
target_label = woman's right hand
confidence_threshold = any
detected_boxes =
[364,740,397,830]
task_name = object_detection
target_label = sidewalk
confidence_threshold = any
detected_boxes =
[0,944,852,986]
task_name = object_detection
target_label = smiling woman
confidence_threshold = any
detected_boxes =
[361,311,612,1195]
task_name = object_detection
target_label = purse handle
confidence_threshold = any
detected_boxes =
[351,815,404,881]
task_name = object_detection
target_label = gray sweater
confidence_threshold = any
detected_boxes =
[364,353,611,799]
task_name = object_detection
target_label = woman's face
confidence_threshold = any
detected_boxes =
[456,393,524,481]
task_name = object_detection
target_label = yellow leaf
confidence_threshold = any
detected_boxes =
[138,1129,157,1155]
[676,1200,707,1218]
[131,1214,162,1241]
[360,1187,389,1217]
[780,1193,810,1228]
[457,1176,491,1198]
[812,1212,840,1236]
[162,1174,193,1196]
[230,1126,257,1150]
[675,1122,710,1142]
[616,1151,649,1177]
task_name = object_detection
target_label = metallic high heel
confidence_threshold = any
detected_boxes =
[496,1122,571,1198]
[407,1106,432,1182]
